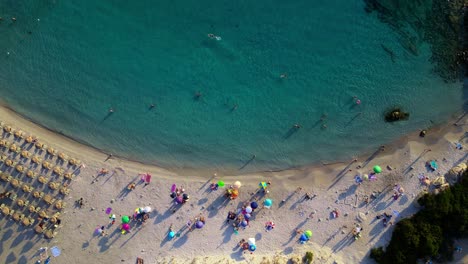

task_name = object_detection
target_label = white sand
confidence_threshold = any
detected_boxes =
[0,105,466,264]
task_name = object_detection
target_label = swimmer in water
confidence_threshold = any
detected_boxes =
[293,124,301,129]
[353,96,361,105]
[207,33,215,39]
[194,91,202,100]
[149,103,155,110]
[109,108,114,113]
[280,73,287,79]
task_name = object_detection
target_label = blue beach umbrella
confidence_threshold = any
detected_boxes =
[300,234,309,242]
[264,199,273,208]
[244,213,251,220]
[168,231,175,239]
[249,244,256,251]
[241,220,248,227]
[250,202,258,209]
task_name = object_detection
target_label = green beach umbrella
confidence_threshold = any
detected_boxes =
[373,165,382,174]
[217,180,225,187]
[121,215,130,223]
[264,199,273,207]
[304,230,312,238]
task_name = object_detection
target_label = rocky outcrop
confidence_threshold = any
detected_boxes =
[445,162,467,184]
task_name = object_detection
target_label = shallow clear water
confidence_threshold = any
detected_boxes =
[0,0,463,171]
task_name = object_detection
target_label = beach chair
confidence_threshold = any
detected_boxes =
[0,204,4,209]
[47,198,56,205]
[8,209,15,216]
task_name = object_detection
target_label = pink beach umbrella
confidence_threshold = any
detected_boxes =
[122,223,130,231]
[171,184,177,193]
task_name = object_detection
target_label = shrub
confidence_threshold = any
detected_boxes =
[303,251,313,264]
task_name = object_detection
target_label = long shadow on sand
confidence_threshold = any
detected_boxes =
[206,194,230,218]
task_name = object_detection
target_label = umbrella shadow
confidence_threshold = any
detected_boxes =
[279,192,296,208]
[172,230,189,248]
[207,194,230,218]
[360,148,383,168]
[282,219,307,246]
[238,156,256,170]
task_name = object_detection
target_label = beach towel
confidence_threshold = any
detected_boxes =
[50,246,61,257]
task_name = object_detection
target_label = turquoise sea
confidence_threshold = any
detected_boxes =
[0,0,464,172]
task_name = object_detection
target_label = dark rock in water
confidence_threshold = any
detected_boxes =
[384,108,409,122]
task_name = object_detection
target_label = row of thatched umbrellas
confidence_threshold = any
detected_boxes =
[0,123,79,238]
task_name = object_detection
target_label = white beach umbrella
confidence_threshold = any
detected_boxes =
[248,238,255,246]
[143,206,152,213]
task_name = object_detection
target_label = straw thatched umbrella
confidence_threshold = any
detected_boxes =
[0,173,11,182]
[31,155,42,164]
[22,184,33,193]
[38,176,48,184]
[9,144,18,152]
[26,170,36,179]
[58,152,68,161]
[45,230,55,239]
[17,199,25,207]
[1,206,10,215]
[3,125,12,133]
[53,166,63,175]
[12,212,22,221]
[14,130,24,138]
[0,139,8,147]
[55,200,64,210]
[5,159,14,167]
[22,217,30,226]
[38,210,48,218]
[21,150,31,159]
[64,172,73,180]
[42,161,52,170]
[48,182,58,190]
[25,135,34,143]
[15,164,24,173]
[11,178,20,188]
[29,205,36,213]
[69,158,80,166]
[32,191,42,199]
[47,147,56,156]
[35,141,44,149]
[60,187,70,195]
[34,225,43,234]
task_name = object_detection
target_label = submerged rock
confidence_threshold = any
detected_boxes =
[384,108,410,122]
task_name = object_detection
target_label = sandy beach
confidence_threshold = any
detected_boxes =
[0,105,467,264]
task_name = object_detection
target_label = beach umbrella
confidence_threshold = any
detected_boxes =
[300,234,309,242]
[355,175,363,184]
[195,221,204,229]
[142,206,152,213]
[259,182,267,189]
[245,206,252,213]
[241,220,248,227]
[105,207,112,214]
[248,237,256,245]
[363,174,369,180]
[217,180,225,187]
[182,193,189,200]
[121,215,130,223]
[109,214,116,220]
[122,223,130,231]
[171,184,176,193]
[264,199,273,208]
[175,196,183,204]
[304,230,312,238]
[266,222,275,230]
[369,173,377,181]
[168,231,175,239]
[170,192,177,198]
[249,244,256,252]
[250,201,258,209]
[373,165,382,173]
[244,213,251,220]
[233,181,242,189]
[50,246,61,257]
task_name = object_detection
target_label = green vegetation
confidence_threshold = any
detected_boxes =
[303,251,314,264]
[370,170,468,264]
